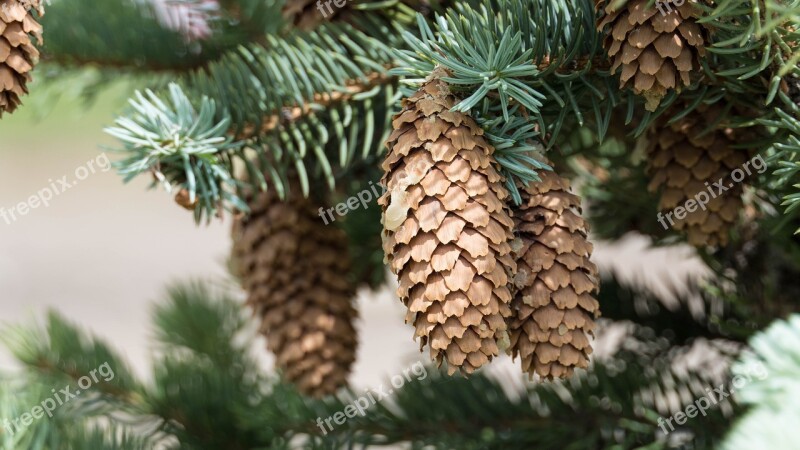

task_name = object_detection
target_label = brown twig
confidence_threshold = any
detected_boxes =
[234,70,393,140]
[234,56,610,141]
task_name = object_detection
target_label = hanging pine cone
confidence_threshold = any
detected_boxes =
[231,186,358,397]
[597,0,708,111]
[379,75,516,375]
[508,169,600,380]
[646,104,757,247]
[0,0,43,116]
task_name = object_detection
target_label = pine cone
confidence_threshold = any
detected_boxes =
[508,170,600,380]
[646,104,756,247]
[379,76,516,375]
[0,0,43,116]
[597,0,708,111]
[231,186,358,397]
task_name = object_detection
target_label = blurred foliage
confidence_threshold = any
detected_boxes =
[0,281,741,449]
[721,314,800,450]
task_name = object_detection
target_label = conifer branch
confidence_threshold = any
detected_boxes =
[235,70,392,139]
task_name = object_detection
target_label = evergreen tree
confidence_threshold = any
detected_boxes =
[2,0,800,448]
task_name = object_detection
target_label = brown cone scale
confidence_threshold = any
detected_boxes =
[379,76,516,375]
[646,104,756,247]
[231,186,358,397]
[597,0,708,111]
[0,0,43,116]
[508,169,600,380]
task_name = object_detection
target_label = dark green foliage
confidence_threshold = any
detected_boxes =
[332,162,388,289]
[40,0,282,71]
[559,124,668,240]
[1,312,139,396]
[598,274,752,346]
[702,214,800,322]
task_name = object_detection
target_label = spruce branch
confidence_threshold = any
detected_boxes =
[475,106,552,204]
[235,69,392,140]
[391,0,610,137]
[104,0,619,220]
[106,13,407,219]
[701,0,800,92]
[1,314,140,397]
[598,272,753,345]
[41,0,211,72]
[107,83,245,223]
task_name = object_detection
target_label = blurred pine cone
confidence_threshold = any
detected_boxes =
[646,104,758,247]
[231,186,358,397]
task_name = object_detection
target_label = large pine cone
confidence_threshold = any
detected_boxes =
[0,0,43,116]
[231,187,358,397]
[646,104,757,247]
[379,76,516,375]
[597,0,708,111]
[508,170,600,379]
